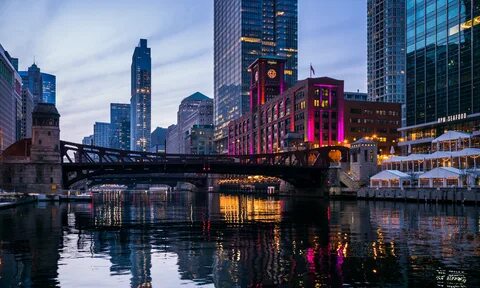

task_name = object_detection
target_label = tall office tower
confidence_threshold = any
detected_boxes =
[130,39,151,151]
[367,0,406,103]
[177,92,214,154]
[41,73,56,104]
[19,63,43,105]
[20,87,34,139]
[110,103,131,150]
[399,0,480,153]
[93,122,111,148]
[0,44,21,153]
[213,0,298,153]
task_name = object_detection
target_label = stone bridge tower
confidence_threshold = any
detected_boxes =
[0,103,62,194]
[30,103,62,193]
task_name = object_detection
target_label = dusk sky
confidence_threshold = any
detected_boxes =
[0,0,366,143]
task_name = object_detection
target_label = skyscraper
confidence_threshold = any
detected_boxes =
[94,122,111,148]
[20,65,56,105]
[0,44,21,153]
[130,39,151,151]
[177,92,214,154]
[41,73,56,104]
[399,0,480,153]
[367,0,406,103]
[110,103,131,150]
[214,0,298,153]
[19,63,43,105]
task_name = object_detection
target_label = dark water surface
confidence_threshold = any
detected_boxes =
[0,191,479,287]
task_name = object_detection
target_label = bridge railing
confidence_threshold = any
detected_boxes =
[60,141,349,168]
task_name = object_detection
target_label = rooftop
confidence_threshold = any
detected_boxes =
[181,92,211,104]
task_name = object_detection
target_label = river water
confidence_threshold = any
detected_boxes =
[0,191,479,287]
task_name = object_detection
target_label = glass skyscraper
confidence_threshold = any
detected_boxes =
[94,122,111,148]
[110,103,130,150]
[19,63,42,105]
[41,73,56,104]
[0,44,21,153]
[400,0,480,152]
[214,0,298,153]
[19,65,56,105]
[130,39,151,152]
[367,0,406,103]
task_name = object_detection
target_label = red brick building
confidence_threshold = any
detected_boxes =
[227,57,401,156]
[344,100,401,155]
[228,73,345,154]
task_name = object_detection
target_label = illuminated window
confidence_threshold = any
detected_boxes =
[314,100,320,107]
[300,101,306,109]
[322,89,329,97]
[321,100,329,108]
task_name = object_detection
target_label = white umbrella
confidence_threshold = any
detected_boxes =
[390,146,395,155]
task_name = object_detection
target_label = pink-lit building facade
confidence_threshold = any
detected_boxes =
[228,58,345,155]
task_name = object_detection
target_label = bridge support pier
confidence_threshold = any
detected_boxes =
[279,180,296,193]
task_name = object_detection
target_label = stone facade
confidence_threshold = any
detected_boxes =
[0,103,62,194]
[350,138,378,184]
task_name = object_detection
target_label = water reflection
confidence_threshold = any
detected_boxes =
[0,192,479,287]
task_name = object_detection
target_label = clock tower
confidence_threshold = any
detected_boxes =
[248,57,286,112]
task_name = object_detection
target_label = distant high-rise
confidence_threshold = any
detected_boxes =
[19,63,43,105]
[82,135,94,146]
[367,0,405,103]
[110,103,130,150]
[214,0,298,153]
[20,65,56,105]
[41,73,56,104]
[93,122,111,148]
[165,124,179,154]
[177,92,214,154]
[130,39,151,151]
[150,127,167,152]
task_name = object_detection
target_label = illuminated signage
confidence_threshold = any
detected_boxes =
[437,113,467,123]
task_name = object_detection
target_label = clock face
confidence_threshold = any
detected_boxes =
[267,69,277,79]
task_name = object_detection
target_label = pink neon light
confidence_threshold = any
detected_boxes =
[307,114,315,142]
[337,90,345,142]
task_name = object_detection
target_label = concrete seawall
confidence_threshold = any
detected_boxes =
[358,187,480,204]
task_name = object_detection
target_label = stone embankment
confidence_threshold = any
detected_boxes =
[358,187,480,204]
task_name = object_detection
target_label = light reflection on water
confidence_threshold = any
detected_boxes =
[0,191,479,287]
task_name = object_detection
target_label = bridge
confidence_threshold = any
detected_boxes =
[60,141,349,191]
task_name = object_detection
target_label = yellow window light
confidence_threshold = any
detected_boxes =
[240,37,261,43]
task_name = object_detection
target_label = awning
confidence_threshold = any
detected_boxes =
[424,151,453,160]
[432,131,472,143]
[451,148,480,157]
[370,170,411,181]
[419,167,464,179]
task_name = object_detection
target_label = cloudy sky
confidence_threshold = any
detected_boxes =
[0,0,366,143]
